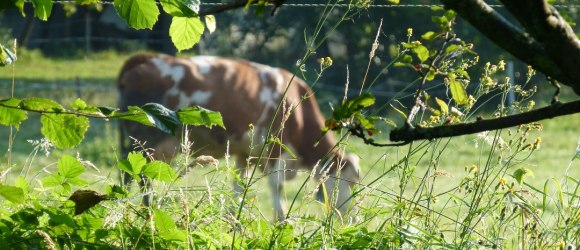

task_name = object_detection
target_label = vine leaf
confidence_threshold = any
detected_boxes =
[68,190,108,215]
[114,0,160,29]
[169,16,205,51]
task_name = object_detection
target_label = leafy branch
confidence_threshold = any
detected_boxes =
[0,97,224,149]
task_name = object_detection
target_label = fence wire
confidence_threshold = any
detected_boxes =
[20,0,580,9]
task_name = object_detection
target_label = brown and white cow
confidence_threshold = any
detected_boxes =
[118,53,360,220]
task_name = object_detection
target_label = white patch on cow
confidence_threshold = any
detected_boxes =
[188,90,212,105]
[259,86,278,109]
[151,55,185,83]
[191,56,216,75]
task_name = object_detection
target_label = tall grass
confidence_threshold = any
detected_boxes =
[0,3,579,249]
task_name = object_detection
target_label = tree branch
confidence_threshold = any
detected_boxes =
[439,0,580,95]
[389,100,580,142]
[499,0,580,92]
[198,0,289,16]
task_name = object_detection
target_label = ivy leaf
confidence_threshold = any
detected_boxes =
[160,0,199,17]
[0,98,27,129]
[31,0,52,21]
[114,0,159,29]
[0,184,25,203]
[513,167,534,185]
[41,113,89,148]
[170,16,204,51]
[449,79,468,105]
[142,161,176,183]
[141,103,181,135]
[177,106,224,129]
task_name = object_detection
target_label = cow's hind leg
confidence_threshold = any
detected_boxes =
[268,159,288,221]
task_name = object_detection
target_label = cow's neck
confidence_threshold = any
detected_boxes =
[293,90,340,167]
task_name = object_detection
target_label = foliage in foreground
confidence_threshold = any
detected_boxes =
[0,129,579,249]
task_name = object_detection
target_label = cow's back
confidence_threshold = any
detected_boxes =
[118,53,310,162]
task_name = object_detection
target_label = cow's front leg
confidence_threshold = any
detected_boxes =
[268,160,287,221]
[232,157,250,202]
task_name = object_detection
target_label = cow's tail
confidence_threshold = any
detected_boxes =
[118,53,156,185]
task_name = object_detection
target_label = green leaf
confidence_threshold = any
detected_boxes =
[142,103,181,135]
[412,45,430,62]
[449,79,468,105]
[0,98,27,129]
[154,209,177,231]
[0,43,17,66]
[0,0,25,15]
[435,97,448,115]
[0,185,25,203]
[205,15,216,34]
[118,106,154,126]
[170,16,204,51]
[421,31,437,41]
[390,104,407,119]
[400,54,413,63]
[70,98,87,110]
[31,0,53,21]
[21,97,63,112]
[425,67,436,81]
[347,93,376,112]
[128,152,147,175]
[42,175,64,187]
[118,160,134,175]
[160,0,199,17]
[114,0,159,29]
[177,106,224,129]
[142,161,176,183]
[513,167,534,184]
[41,113,89,148]
[58,155,86,179]
[268,137,297,159]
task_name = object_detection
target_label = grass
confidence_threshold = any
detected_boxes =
[1,51,579,248]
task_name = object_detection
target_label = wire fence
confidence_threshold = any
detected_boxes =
[20,0,580,9]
